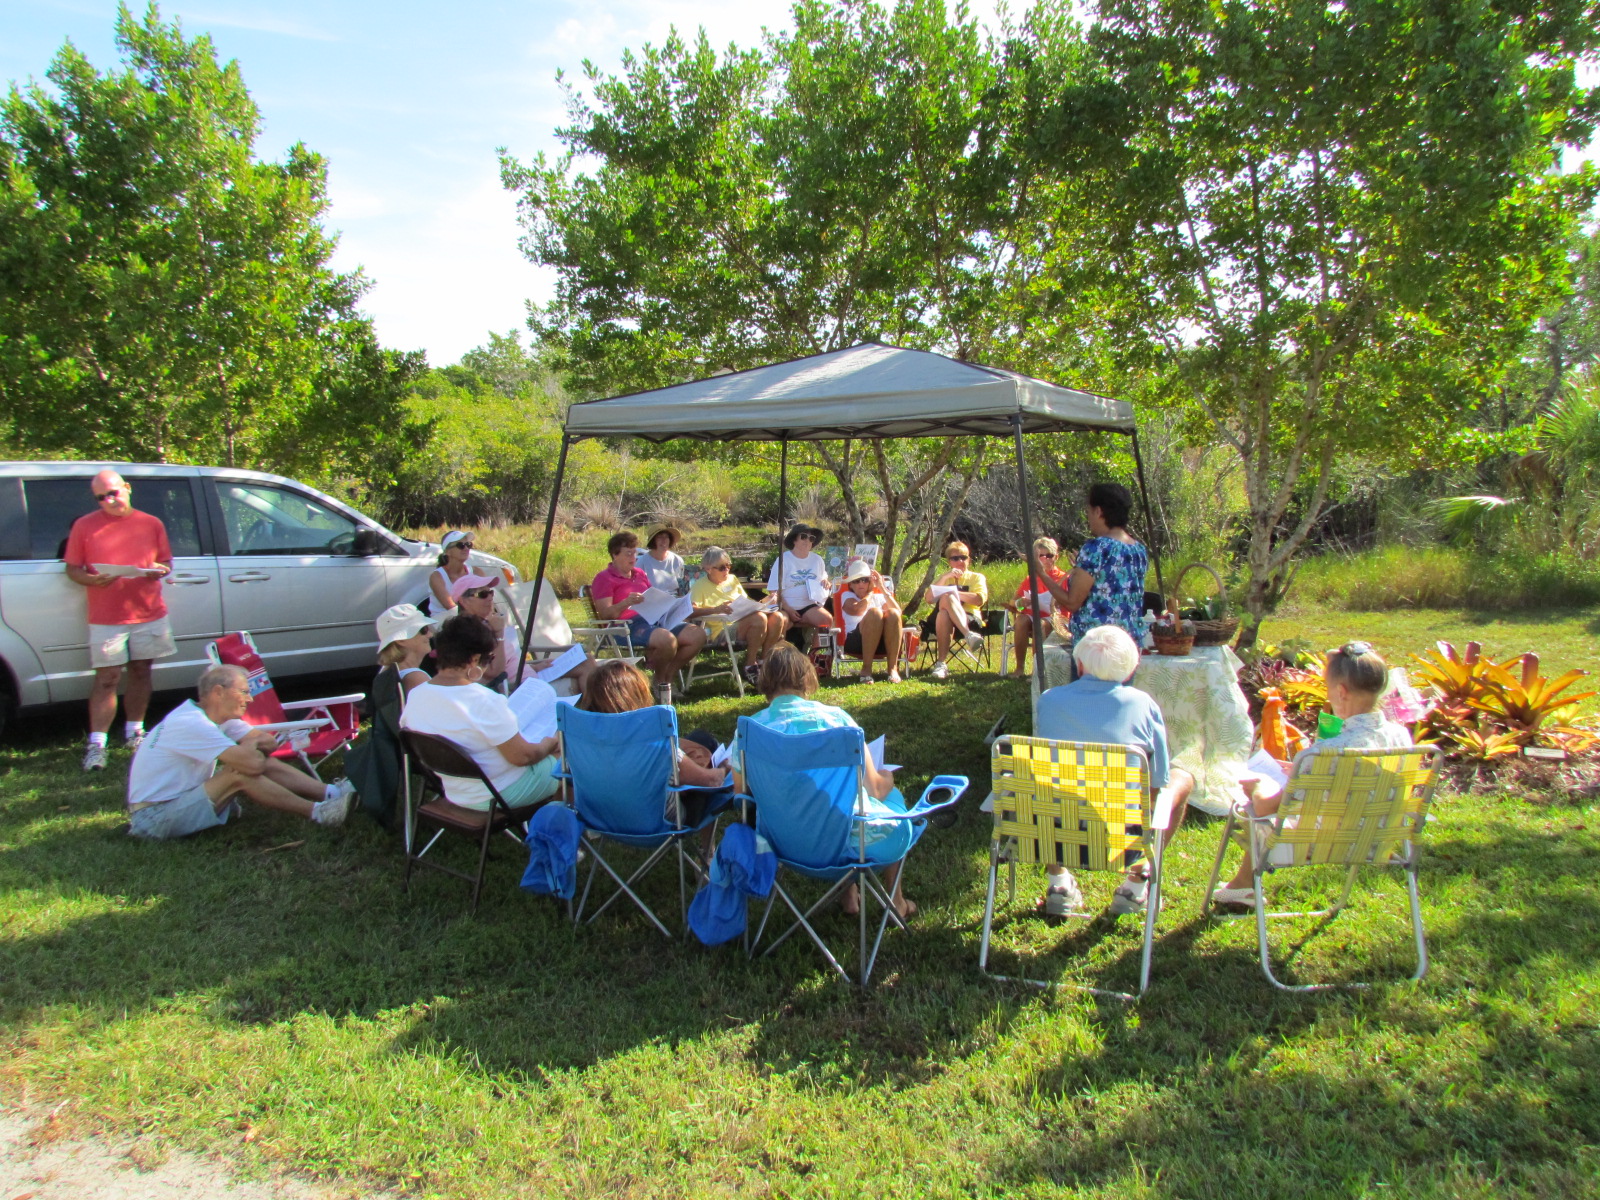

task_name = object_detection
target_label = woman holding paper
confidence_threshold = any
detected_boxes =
[928,541,988,680]
[398,616,560,812]
[1011,537,1070,677]
[590,531,706,704]
[691,547,786,684]
[767,525,833,635]
[840,561,903,683]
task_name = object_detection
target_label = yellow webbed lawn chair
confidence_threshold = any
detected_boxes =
[979,736,1177,1000]
[1200,744,1444,992]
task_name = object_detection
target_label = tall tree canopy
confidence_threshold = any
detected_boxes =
[0,3,420,485]
[1020,0,1600,640]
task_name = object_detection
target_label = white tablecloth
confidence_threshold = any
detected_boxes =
[1036,643,1254,816]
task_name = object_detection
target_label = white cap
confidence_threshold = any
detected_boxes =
[449,573,499,601]
[375,604,436,651]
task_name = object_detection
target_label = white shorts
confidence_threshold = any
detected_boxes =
[89,616,176,668]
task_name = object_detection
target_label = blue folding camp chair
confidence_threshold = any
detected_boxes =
[556,703,731,938]
[735,717,968,986]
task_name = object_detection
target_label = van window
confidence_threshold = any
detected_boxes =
[24,477,203,560]
[216,482,359,555]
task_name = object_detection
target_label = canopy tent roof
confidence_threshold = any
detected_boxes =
[563,342,1135,443]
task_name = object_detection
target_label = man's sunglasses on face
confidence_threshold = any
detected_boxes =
[95,489,125,502]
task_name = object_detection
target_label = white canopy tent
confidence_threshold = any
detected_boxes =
[518,343,1159,694]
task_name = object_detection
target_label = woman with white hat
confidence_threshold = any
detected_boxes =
[840,561,904,683]
[427,530,477,614]
[375,604,438,697]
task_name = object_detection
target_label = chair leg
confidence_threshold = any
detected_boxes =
[469,817,495,915]
[761,875,853,956]
[583,839,677,935]
[1406,860,1429,982]
[760,881,852,982]
[1138,840,1163,996]
[978,843,1001,975]
[1200,811,1238,917]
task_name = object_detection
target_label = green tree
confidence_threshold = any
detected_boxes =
[0,4,416,487]
[1018,0,1600,643]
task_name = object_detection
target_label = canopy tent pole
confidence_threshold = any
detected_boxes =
[1129,428,1164,598]
[1012,414,1047,697]
[777,435,789,613]
[515,432,571,688]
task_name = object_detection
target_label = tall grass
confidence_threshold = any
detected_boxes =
[1292,546,1600,611]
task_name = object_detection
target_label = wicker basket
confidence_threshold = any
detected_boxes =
[1150,629,1195,656]
[1169,562,1239,647]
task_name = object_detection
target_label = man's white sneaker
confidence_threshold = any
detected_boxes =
[312,779,356,826]
[82,743,108,771]
[931,660,948,680]
[126,731,146,757]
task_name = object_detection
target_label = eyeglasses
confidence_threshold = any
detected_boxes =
[461,588,495,600]
[948,554,969,562]
[95,489,124,502]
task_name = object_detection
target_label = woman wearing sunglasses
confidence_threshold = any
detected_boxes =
[1010,536,1070,676]
[691,546,786,683]
[928,541,988,680]
[427,530,477,615]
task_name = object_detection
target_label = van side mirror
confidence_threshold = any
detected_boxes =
[352,528,381,557]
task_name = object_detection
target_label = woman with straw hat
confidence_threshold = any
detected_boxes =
[639,526,685,593]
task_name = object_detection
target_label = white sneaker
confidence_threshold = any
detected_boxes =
[82,743,108,771]
[965,630,985,652]
[931,660,948,680]
[1110,874,1151,915]
[1041,871,1085,916]
[312,779,356,826]
[1211,885,1257,908]
[126,730,146,756]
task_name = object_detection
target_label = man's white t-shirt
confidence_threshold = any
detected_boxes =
[767,550,828,610]
[127,700,237,807]
[399,681,523,810]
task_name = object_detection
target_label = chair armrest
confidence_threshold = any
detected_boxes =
[1151,788,1179,833]
[281,694,365,711]
[856,775,969,822]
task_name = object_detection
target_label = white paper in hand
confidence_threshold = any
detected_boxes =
[710,742,730,768]
[506,678,560,741]
[930,584,959,599]
[1241,749,1289,800]
[629,587,680,625]
[534,644,586,683]
[727,594,772,621]
[867,735,902,774]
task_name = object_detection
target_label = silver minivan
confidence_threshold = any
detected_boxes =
[0,462,516,726]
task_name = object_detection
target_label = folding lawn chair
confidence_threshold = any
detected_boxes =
[576,583,640,659]
[402,729,554,914]
[915,606,1004,673]
[1200,744,1445,992]
[979,735,1176,1000]
[680,617,746,697]
[736,717,967,986]
[556,703,731,938]
[826,582,913,680]
[207,631,363,778]
[499,580,641,686]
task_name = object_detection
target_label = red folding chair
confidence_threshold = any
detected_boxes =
[206,631,364,777]
[829,581,914,679]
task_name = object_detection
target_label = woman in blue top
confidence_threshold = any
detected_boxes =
[1039,482,1149,643]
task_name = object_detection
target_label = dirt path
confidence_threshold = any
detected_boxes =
[0,1106,382,1200]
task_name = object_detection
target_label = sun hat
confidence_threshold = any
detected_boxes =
[646,526,682,551]
[441,530,473,550]
[783,523,825,549]
[844,560,873,584]
[449,572,499,601]
[375,604,437,650]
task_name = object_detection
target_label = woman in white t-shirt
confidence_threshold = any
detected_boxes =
[399,616,560,812]
[840,560,903,683]
[639,527,686,593]
[766,524,832,635]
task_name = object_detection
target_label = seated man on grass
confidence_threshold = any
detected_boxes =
[125,664,356,839]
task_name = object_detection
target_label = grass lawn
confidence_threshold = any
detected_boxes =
[1,607,1598,1197]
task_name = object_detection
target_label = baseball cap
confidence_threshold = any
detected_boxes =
[449,573,499,601]
[375,604,437,650]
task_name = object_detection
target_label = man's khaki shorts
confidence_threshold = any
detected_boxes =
[88,616,176,668]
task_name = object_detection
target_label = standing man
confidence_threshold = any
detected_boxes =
[64,469,174,770]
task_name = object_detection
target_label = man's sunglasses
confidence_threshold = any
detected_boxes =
[95,489,125,502]
[461,587,496,600]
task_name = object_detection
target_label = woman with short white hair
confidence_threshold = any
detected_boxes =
[1032,625,1194,917]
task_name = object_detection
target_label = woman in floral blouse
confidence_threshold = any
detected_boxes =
[1039,483,1150,644]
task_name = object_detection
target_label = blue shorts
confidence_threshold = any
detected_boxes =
[626,616,690,645]
[129,784,239,840]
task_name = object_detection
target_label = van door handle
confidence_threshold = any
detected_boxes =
[168,573,211,585]
[228,572,271,583]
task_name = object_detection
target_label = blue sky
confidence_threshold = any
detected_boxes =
[4,1,1595,368]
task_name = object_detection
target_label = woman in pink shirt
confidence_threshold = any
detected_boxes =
[589,531,706,704]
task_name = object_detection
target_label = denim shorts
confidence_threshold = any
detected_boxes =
[625,616,689,645]
[129,784,238,840]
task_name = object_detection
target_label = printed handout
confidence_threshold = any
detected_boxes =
[507,678,560,742]
[867,735,902,774]
[534,644,586,683]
